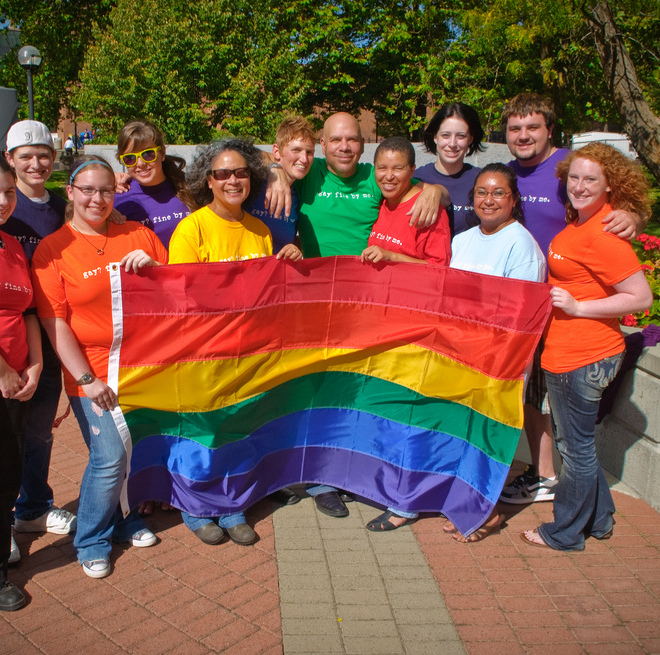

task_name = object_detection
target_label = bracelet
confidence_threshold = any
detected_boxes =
[268,163,283,169]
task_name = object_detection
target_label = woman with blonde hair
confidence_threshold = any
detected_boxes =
[522,143,652,551]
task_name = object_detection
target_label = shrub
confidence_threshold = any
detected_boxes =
[621,234,660,327]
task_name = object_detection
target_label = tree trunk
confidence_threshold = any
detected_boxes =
[586,1,660,183]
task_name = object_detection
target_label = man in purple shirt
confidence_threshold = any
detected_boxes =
[500,94,644,505]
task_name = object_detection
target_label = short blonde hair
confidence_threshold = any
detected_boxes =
[275,116,316,150]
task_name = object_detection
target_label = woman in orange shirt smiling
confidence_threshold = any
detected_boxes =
[32,156,168,578]
[522,144,652,551]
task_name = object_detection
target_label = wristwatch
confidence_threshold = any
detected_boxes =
[76,372,94,386]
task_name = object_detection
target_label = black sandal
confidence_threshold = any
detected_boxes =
[366,510,414,531]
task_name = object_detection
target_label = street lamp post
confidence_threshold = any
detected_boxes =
[17,46,42,120]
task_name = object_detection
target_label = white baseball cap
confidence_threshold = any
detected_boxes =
[6,120,54,152]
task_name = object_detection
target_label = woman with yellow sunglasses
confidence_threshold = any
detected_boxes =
[114,120,195,248]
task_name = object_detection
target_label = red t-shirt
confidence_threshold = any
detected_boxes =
[0,230,33,375]
[542,204,641,373]
[367,190,451,266]
[32,221,168,396]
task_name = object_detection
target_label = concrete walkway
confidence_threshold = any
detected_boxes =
[4,403,660,655]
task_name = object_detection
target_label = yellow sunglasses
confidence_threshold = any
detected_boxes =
[119,146,161,167]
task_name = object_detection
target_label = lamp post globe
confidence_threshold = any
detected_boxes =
[17,46,42,120]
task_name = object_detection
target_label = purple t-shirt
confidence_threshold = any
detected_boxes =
[114,178,190,248]
[414,163,481,237]
[3,189,66,262]
[509,148,569,258]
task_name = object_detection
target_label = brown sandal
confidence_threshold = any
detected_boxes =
[453,513,505,543]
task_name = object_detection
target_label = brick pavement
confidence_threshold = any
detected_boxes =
[3,404,660,655]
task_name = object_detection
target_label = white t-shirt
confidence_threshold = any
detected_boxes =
[450,221,547,282]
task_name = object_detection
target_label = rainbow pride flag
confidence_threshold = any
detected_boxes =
[109,257,551,536]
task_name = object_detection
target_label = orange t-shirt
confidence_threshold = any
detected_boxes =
[32,221,168,396]
[541,204,641,373]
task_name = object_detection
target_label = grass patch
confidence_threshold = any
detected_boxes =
[45,171,69,200]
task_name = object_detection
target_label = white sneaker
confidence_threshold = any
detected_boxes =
[499,465,558,504]
[131,529,157,548]
[14,508,77,535]
[9,532,20,564]
[81,559,111,579]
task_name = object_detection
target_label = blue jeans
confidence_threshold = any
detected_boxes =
[387,507,418,519]
[14,339,61,521]
[306,485,338,496]
[539,353,623,551]
[181,511,247,532]
[70,396,146,562]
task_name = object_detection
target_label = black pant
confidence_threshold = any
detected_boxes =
[0,397,27,583]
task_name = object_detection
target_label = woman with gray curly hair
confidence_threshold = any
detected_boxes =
[168,139,301,547]
[169,138,302,264]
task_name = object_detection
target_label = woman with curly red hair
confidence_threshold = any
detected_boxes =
[522,143,652,551]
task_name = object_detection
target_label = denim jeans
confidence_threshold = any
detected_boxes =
[70,396,146,562]
[306,484,338,496]
[181,511,247,532]
[14,339,61,521]
[539,353,623,551]
[386,507,418,519]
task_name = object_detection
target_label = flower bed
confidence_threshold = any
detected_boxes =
[622,233,660,327]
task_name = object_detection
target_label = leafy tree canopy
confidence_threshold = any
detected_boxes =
[0,0,114,129]
[2,0,659,174]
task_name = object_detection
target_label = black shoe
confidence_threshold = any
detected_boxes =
[314,491,349,518]
[193,522,226,545]
[339,491,354,503]
[0,582,26,612]
[271,487,301,506]
[225,523,257,546]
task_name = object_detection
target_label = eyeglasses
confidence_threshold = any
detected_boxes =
[119,146,161,167]
[208,167,250,181]
[71,185,116,199]
[474,188,512,200]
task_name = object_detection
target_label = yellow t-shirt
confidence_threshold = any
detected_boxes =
[168,205,273,264]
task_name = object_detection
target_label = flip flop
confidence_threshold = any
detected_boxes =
[520,529,552,548]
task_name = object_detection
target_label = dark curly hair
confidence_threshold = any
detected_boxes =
[117,120,196,211]
[186,138,268,209]
[422,103,484,157]
[469,163,525,225]
[556,143,651,224]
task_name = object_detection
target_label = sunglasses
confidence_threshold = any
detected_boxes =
[208,167,250,181]
[119,146,161,167]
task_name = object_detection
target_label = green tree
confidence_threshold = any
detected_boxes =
[73,0,250,143]
[0,0,115,129]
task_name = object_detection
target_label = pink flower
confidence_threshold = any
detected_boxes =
[621,314,638,327]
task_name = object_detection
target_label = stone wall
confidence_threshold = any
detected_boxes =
[596,334,660,511]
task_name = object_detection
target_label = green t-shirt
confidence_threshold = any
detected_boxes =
[295,158,382,257]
